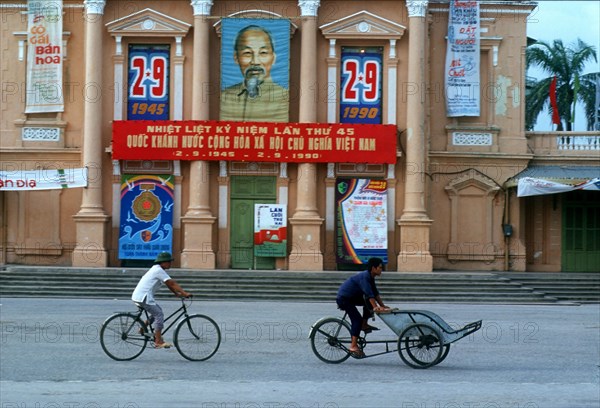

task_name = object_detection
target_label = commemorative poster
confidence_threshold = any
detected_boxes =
[26,0,64,113]
[339,47,383,124]
[127,45,170,120]
[254,204,287,257]
[118,175,174,260]
[445,0,481,117]
[335,179,388,265]
[220,18,290,122]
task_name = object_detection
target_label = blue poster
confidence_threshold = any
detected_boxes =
[127,45,170,120]
[339,47,383,124]
[118,175,174,260]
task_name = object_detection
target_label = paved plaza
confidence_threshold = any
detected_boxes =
[0,297,599,408]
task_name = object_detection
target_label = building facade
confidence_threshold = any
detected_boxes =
[1,0,598,272]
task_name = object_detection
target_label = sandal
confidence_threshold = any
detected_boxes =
[155,342,172,349]
[349,349,365,359]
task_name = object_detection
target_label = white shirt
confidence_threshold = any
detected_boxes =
[131,264,171,305]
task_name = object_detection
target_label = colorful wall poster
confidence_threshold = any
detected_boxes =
[118,175,174,260]
[254,204,287,257]
[340,47,383,124]
[220,18,290,122]
[336,178,388,264]
[128,45,170,120]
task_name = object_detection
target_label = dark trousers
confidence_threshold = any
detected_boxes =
[336,296,373,337]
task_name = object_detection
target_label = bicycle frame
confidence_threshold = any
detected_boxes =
[135,297,192,339]
[335,312,400,358]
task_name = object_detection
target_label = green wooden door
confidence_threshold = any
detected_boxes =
[230,176,277,270]
[562,191,600,272]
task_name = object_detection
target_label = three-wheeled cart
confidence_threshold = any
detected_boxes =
[309,308,482,368]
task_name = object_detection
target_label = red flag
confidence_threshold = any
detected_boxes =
[549,76,561,126]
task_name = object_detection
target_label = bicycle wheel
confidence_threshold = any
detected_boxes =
[174,314,221,361]
[398,323,443,369]
[310,317,352,364]
[100,313,148,361]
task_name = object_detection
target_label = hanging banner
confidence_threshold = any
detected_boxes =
[340,47,383,124]
[0,168,87,191]
[445,0,480,117]
[220,18,290,122]
[26,0,64,113]
[254,204,287,257]
[517,177,600,197]
[118,175,174,260]
[335,179,388,265]
[128,45,170,120]
[112,120,397,164]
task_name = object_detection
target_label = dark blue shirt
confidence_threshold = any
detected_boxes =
[337,270,379,300]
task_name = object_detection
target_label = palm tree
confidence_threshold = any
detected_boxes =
[526,39,598,131]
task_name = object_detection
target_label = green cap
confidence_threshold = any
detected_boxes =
[154,252,174,264]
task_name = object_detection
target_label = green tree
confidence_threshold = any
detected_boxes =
[526,39,598,131]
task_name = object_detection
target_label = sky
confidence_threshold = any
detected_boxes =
[525,0,600,131]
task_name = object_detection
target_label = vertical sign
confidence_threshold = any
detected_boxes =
[335,179,388,264]
[254,204,287,257]
[119,175,174,260]
[340,47,382,124]
[220,18,290,122]
[445,0,480,117]
[26,0,64,113]
[128,45,170,120]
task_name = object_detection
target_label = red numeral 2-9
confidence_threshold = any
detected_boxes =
[342,58,380,103]
[130,56,167,99]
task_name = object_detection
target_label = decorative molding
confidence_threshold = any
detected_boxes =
[106,8,191,37]
[320,10,406,40]
[452,132,493,146]
[22,127,60,141]
[191,0,213,16]
[213,11,298,37]
[298,0,320,17]
[83,0,106,15]
[406,0,428,18]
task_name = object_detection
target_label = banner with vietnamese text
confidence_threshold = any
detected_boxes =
[445,0,480,117]
[0,168,87,191]
[112,120,397,164]
[26,0,64,113]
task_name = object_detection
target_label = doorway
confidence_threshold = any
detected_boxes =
[562,190,600,272]
[230,176,277,269]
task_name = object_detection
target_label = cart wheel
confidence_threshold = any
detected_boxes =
[310,318,352,364]
[398,323,443,369]
[435,344,451,365]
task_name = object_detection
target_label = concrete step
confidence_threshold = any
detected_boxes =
[1,266,598,304]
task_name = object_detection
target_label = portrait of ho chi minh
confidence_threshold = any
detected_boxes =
[220,19,290,122]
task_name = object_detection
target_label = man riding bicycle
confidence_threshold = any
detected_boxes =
[131,252,191,349]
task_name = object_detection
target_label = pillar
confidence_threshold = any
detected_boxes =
[397,0,433,272]
[181,0,216,268]
[72,0,109,267]
[289,0,324,270]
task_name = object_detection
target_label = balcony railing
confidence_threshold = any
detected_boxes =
[526,131,600,156]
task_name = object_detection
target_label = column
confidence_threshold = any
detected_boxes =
[289,0,324,270]
[181,0,216,268]
[397,0,433,272]
[72,0,109,267]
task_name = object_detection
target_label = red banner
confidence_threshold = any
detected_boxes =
[112,120,397,164]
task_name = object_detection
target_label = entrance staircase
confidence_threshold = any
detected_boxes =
[1,266,598,304]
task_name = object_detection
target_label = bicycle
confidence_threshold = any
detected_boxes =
[100,297,221,361]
